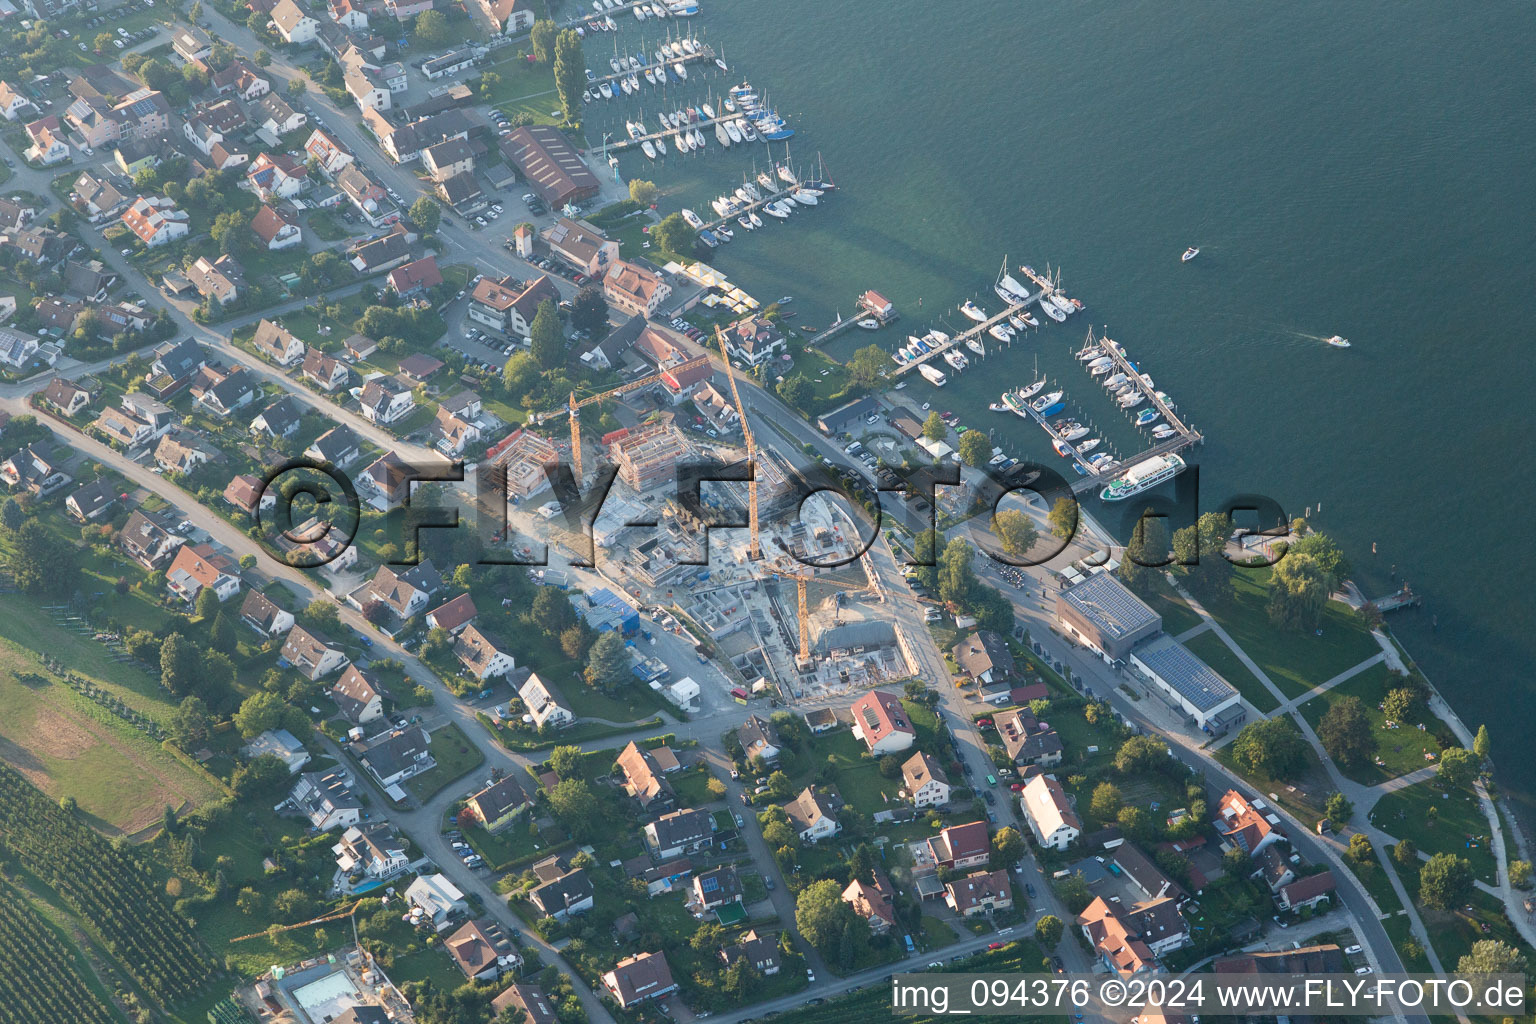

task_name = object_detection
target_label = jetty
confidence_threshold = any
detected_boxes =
[892,297,1035,377]
[1372,584,1423,613]
[565,0,698,28]
[696,178,802,230]
[805,291,898,346]
[600,105,753,157]
[586,43,719,91]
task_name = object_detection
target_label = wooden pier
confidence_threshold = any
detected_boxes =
[697,179,804,231]
[891,297,1036,376]
[805,298,898,347]
[566,0,698,28]
[600,105,753,156]
[586,43,718,91]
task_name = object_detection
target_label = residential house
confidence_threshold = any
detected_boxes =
[349,229,414,276]
[331,663,386,725]
[445,919,519,982]
[901,750,951,809]
[208,139,251,172]
[154,429,221,474]
[1113,844,1189,906]
[1213,790,1286,857]
[360,446,420,505]
[252,204,302,250]
[243,728,311,773]
[301,347,350,392]
[224,473,276,516]
[539,216,617,277]
[0,80,35,121]
[737,714,780,764]
[146,339,206,398]
[1020,775,1082,851]
[422,48,476,80]
[464,775,531,833]
[194,368,257,418]
[240,589,295,637]
[23,116,70,165]
[927,821,991,871]
[422,137,473,182]
[343,334,378,360]
[396,352,443,385]
[691,866,742,912]
[945,870,1014,917]
[477,0,533,33]
[404,874,467,931]
[332,822,409,880]
[40,377,90,416]
[425,593,477,634]
[252,319,306,367]
[429,404,480,456]
[1277,870,1336,912]
[94,406,154,448]
[250,396,302,441]
[335,165,397,226]
[253,93,307,141]
[343,59,394,112]
[304,127,354,176]
[519,673,575,731]
[994,707,1063,768]
[842,870,897,934]
[280,624,349,680]
[601,952,677,1009]
[386,255,442,297]
[359,376,415,425]
[328,0,369,29]
[70,172,127,222]
[849,689,915,755]
[307,425,362,467]
[0,443,69,496]
[64,258,116,299]
[362,561,442,619]
[1077,896,1189,975]
[453,624,515,680]
[719,931,781,976]
[467,273,558,337]
[354,726,434,789]
[603,259,670,318]
[0,328,39,372]
[186,254,246,306]
[270,0,321,43]
[165,543,242,604]
[247,152,308,199]
[171,26,214,63]
[784,786,840,844]
[722,315,786,369]
[120,196,189,247]
[492,984,559,1024]
[211,59,271,101]
[65,479,117,522]
[644,807,713,860]
[119,509,184,569]
[614,742,677,811]
[528,859,594,920]
[952,630,1017,685]
[286,768,362,831]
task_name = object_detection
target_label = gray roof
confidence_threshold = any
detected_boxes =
[1133,635,1238,712]
[816,619,895,654]
[1059,572,1160,641]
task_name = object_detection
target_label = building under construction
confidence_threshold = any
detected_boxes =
[486,427,559,499]
[607,422,692,492]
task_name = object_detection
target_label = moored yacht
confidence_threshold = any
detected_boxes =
[966,338,986,356]
[961,301,988,323]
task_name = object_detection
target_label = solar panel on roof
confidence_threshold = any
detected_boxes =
[1135,637,1237,711]
[1063,573,1159,638]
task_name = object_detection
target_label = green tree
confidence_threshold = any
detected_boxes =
[1474,723,1491,760]
[1393,838,1417,865]
[551,28,586,121]
[559,622,592,660]
[1053,873,1093,914]
[254,48,271,66]
[529,299,565,369]
[1117,510,1169,594]
[1285,531,1350,579]
[1048,497,1078,540]
[957,429,992,468]
[94,30,114,52]
[413,8,449,43]
[922,411,947,442]
[991,826,1025,866]
[137,57,177,92]
[1418,852,1474,910]
[1090,781,1123,822]
[766,770,792,800]
[1267,552,1333,630]
[233,690,289,739]
[776,375,813,411]
[1457,938,1527,978]
[1171,511,1234,599]
[231,753,290,798]
[287,77,306,97]
[1510,860,1532,889]
[1325,791,1354,826]
[1437,746,1477,789]
[159,633,202,697]
[502,350,539,397]
[169,696,212,749]
[845,344,889,388]
[1382,686,1423,725]
[1231,717,1308,778]
[1117,804,1156,841]
[1317,695,1375,767]
[0,497,22,532]
[936,538,977,606]
[1347,832,1374,864]
[1035,914,1064,949]
[194,585,220,622]
[651,211,693,256]
[569,285,609,338]
[7,519,72,594]
[795,879,860,957]
[992,508,1038,558]
[910,529,938,590]
[208,608,237,654]
[529,18,556,62]
[548,778,600,838]
[530,587,575,635]
[628,179,658,206]
[1114,735,1170,775]
[584,631,629,691]
[690,922,725,952]
[549,744,584,778]
[409,196,441,234]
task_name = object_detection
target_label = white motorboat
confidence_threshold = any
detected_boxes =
[1031,390,1064,412]
[681,209,703,228]
[737,118,757,141]
[1325,335,1351,348]
[1019,310,1040,327]
[716,226,733,241]
[609,57,622,74]
[792,190,819,206]
[743,182,762,201]
[641,139,658,159]
[619,77,632,96]
[725,96,737,113]
[716,123,732,147]
[1091,364,1112,377]
[1182,246,1199,262]
[780,194,797,207]
[724,120,744,144]
[988,325,1011,343]
[737,215,754,231]
[966,338,986,356]
[634,4,645,19]
[651,2,666,16]
[763,202,789,219]
[1152,425,1177,439]
[683,38,698,54]
[961,301,988,323]
[734,187,752,204]
[919,364,948,387]
[943,350,968,371]
[674,62,688,80]
[749,211,763,228]
[710,198,729,217]
[857,319,881,330]
[605,16,618,30]
[1008,315,1028,331]
[798,187,824,197]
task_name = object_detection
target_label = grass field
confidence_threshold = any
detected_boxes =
[1146,574,1206,635]
[1299,662,1441,784]
[402,723,486,803]
[1419,886,1532,972]
[1199,567,1380,699]
[1371,780,1497,885]
[1213,735,1332,827]
[0,613,223,837]
[1183,629,1280,714]
[1380,912,1430,970]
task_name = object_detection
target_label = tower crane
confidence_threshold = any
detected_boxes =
[565,356,710,480]
[713,325,760,561]
[767,561,874,666]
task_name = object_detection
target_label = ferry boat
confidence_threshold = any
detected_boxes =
[943,350,968,371]
[1030,390,1063,412]
[961,301,988,323]
[681,209,703,229]
[966,338,986,356]
[1325,335,1351,348]
[919,364,948,387]
[1182,247,1199,262]
[1135,408,1160,427]
[1101,453,1186,502]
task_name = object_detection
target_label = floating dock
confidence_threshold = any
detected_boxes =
[891,297,1036,377]
[805,292,898,346]
[600,105,752,156]
[585,43,718,91]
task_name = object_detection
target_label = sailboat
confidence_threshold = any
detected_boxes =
[641,139,658,159]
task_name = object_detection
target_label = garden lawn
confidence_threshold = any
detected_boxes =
[1212,738,1332,827]
[463,819,571,872]
[1183,630,1280,714]
[1199,567,1379,699]
[1418,886,1532,972]
[402,723,486,803]
[1145,573,1206,636]
[1371,780,1497,885]
[1299,662,1442,784]
[1380,912,1429,970]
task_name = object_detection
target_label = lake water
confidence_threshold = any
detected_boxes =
[584,0,1536,824]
